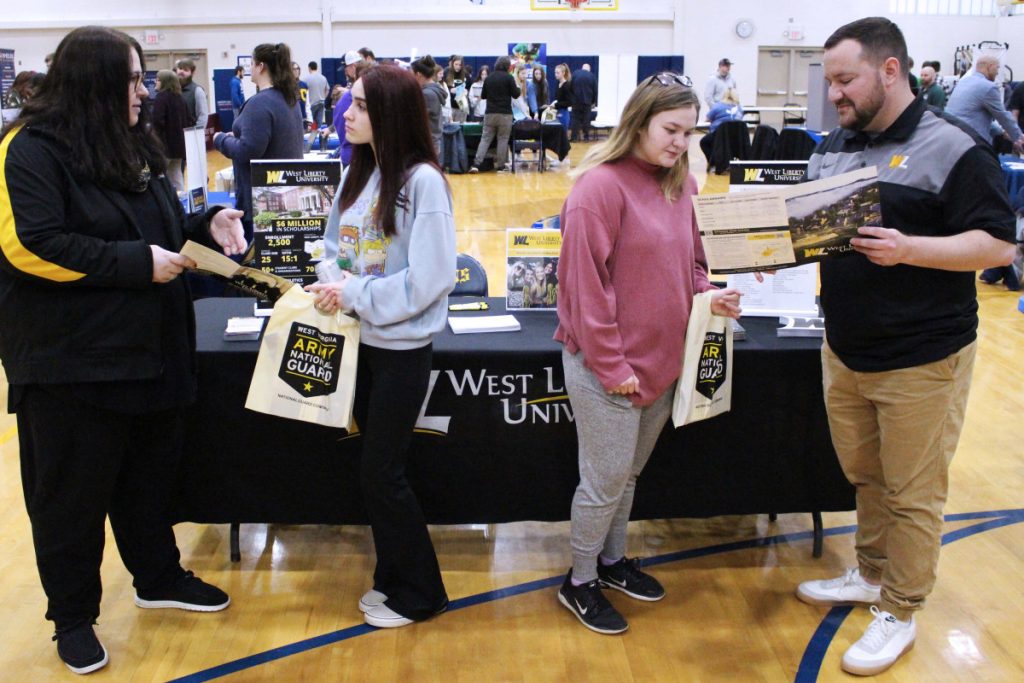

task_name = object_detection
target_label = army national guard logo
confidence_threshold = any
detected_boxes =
[696,331,726,400]
[279,322,344,398]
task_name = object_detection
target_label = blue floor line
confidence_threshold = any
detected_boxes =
[168,508,1024,683]
[792,510,1024,682]
[794,606,854,683]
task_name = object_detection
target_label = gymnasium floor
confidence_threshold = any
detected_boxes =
[0,139,1022,682]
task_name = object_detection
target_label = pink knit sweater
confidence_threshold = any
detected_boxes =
[554,155,712,406]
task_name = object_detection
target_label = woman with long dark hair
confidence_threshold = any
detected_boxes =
[554,73,741,634]
[214,42,304,241]
[528,65,549,118]
[0,26,242,674]
[443,54,471,123]
[468,63,489,121]
[307,65,455,629]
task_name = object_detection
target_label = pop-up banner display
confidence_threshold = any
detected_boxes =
[184,126,208,212]
[249,159,342,309]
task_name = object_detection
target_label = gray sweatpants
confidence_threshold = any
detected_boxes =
[563,349,675,582]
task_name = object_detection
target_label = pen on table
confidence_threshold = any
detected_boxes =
[448,301,489,311]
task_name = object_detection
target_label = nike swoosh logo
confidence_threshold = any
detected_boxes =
[605,576,627,587]
[573,599,588,615]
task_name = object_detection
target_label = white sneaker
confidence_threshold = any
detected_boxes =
[796,568,881,607]
[363,603,414,629]
[841,606,916,676]
[358,589,388,614]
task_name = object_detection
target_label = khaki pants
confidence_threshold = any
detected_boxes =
[822,340,976,620]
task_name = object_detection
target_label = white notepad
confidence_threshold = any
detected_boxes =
[448,315,521,334]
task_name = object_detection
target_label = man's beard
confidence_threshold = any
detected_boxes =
[837,73,885,131]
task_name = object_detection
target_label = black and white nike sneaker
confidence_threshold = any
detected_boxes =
[557,569,628,635]
[597,557,666,601]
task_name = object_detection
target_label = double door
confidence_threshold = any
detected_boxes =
[756,47,823,128]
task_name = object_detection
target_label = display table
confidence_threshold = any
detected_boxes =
[175,298,854,560]
[460,121,571,168]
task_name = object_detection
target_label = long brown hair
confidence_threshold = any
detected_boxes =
[338,66,446,237]
[2,26,166,189]
[252,43,298,107]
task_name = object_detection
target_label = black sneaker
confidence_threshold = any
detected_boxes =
[597,557,666,601]
[557,570,628,635]
[135,570,230,612]
[53,623,108,675]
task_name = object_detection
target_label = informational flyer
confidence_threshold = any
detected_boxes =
[505,228,560,310]
[181,240,294,303]
[723,160,819,318]
[693,166,880,274]
[250,159,341,292]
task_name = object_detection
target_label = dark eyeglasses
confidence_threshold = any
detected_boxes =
[129,71,144,90]
[648,72,693,88]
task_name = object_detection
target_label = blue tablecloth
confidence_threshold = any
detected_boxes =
[1000,155,1024,210]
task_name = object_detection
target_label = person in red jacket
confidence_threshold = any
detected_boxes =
[554,72,741,634]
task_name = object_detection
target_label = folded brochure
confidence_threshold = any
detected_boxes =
[181,240,295,302]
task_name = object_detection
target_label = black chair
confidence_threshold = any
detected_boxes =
[511,119,545,174]
[776,128,817,161]
[709,119,752,175]
[750,125,780,161]
[452,253,488,297]
[783,102,806,127]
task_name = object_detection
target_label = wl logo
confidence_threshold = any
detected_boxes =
[264,170,286,184]
[804,247,826,257]
[743,168,764,182]
[513,235,530,246]
[889,155,910,169]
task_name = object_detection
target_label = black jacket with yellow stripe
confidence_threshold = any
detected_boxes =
[0,124,221,385]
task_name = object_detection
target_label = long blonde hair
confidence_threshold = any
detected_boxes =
[569,73,699,200]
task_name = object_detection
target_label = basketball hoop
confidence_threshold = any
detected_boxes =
[566,0,586,22]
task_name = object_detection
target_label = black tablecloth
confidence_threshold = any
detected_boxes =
[174,298,853,525]
[462,122,571,169]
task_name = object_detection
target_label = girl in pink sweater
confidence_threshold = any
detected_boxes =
[554,73,741,635]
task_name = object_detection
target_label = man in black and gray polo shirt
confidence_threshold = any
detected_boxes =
[792,17,1015,678]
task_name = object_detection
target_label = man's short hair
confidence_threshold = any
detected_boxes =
[358,47,375,60]
[235,65,244,75]
[824,17,908,76]
[175,58,196,73]
[308,61,318,71]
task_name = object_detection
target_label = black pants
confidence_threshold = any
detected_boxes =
[570,106,591,142]
[699,131,716,172]
[353,343,448,620]
[16,387,185,629]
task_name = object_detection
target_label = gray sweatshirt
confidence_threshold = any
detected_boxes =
[422,82,448,152]
[323,164,456,349]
